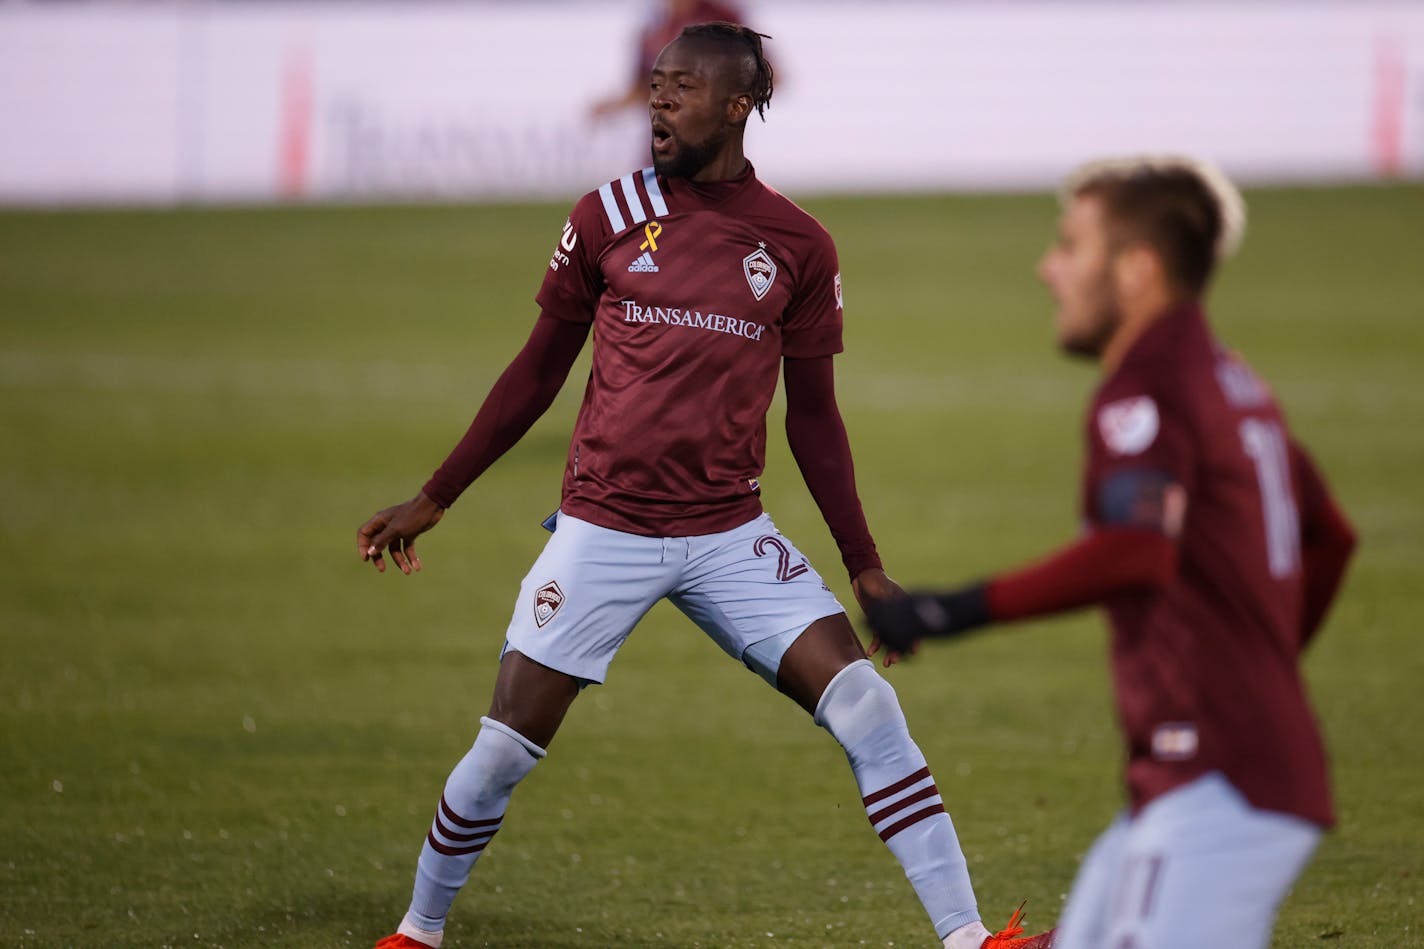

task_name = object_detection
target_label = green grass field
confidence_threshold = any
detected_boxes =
[2,184,1421,948]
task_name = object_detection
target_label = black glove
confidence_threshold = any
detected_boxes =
[864,584,992,653]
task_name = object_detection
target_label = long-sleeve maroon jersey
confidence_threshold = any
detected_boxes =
[1081,304,1350,827]
[535,163,845,538]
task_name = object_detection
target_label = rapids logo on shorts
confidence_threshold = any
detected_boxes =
[743,243,777,300]
[754,534,808,582]
[533,580,565,627]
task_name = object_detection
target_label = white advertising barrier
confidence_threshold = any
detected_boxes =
[0,3,645,204]
[1,1,1422,205]
[756,1,1424,192]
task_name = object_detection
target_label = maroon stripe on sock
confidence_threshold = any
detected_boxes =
[427,829,493,857]
[440,795,503,829]
[862,766,933,807]
[877,803,946,842]
[866,783,941,827]
[433,815,501,844]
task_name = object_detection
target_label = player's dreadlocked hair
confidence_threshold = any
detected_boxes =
[1065,156,1246,296]
[681,21,775,121]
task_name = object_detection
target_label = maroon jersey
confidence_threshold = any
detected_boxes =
[536,163,844,536]
[1082,304,1333,826]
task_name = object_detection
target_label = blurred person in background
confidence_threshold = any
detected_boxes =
[359,21,1053,949]
[866,156,1356,949]
[590,0,751,119]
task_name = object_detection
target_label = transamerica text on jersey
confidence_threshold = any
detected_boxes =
[619,300,767,341]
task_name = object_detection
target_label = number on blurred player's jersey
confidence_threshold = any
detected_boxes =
[1240,418,1301,579]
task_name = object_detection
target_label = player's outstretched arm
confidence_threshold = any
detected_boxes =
[422,313,591,508]
[782,355,882,578]
[865,527,1179,655]
[786,353,928,664]
[784,355,914,662]
[354,312,589,575]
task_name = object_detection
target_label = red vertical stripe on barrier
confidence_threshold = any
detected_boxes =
[279,46,312,199]
[1372,35,1405,178]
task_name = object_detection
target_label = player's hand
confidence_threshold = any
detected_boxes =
[851,568,913,667]
[356,492,446,575]
[864,586,993,657]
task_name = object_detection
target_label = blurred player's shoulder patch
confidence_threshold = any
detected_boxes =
[1214,350,1272,409]
[1098,395,1159,456]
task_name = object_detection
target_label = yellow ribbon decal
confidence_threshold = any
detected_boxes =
[639,221,662,252]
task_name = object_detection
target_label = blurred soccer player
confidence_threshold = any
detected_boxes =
[866,157,1357,949]
[358,23,1052,949]
[589,0,749,119]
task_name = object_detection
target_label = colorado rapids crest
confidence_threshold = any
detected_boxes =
[534,580,565,627]
[743,244,777,301]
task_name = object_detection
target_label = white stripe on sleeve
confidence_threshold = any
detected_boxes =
[642,167,669,217]
[598,182,627,232]
[619,174,647,225]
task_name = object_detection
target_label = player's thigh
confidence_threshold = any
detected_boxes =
[503,512,675,686]
[486,650,581,750]
[670,513,844,681]
[1104,773,1321,949]
[1054,813,1131,949]
[774,613,871,714]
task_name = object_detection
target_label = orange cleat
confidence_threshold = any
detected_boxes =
[374,935,438,949]
[981,902,1056,948]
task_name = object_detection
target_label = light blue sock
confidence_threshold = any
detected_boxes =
[407,717,545,931]
[815,659,980,939]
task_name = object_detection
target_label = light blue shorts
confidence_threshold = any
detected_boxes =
[501,511,845,686]
[1055,772,1322,949]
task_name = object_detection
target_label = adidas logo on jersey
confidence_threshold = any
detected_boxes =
[628,251,659,273]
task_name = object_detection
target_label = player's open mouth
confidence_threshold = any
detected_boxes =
[652,125,674,154]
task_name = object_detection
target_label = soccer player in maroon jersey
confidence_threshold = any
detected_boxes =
[357,23,1053,949]
[866,157,1357,949]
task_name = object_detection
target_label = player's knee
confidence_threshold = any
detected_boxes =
[444,716,547,810]
[479,715,549,759]
[813,658,907,749]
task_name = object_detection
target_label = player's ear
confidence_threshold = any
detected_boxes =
[1113,243,1160,298]
[726,92,753,124]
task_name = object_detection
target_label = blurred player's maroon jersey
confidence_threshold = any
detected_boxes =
[1082,304,1333,826]
[632,2,747,82]
[537,164,843,536]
